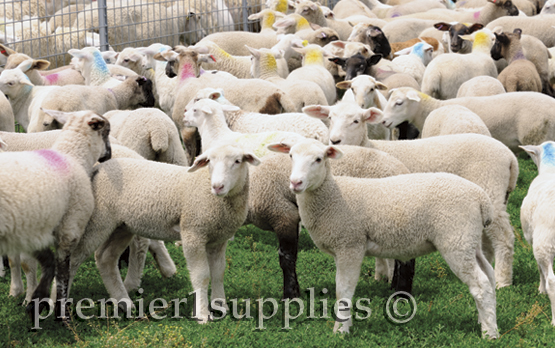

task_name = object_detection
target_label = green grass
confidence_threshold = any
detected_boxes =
[1,156,553,347]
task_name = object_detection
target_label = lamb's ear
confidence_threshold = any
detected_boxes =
[194,46,210,55]
[243,152,261,166]
[273,17,296,29]
[468,23,484,33]
[19,76,34,86]
[267,142,292,154]
[310,23,322,30]
[246,45,260,58]
[68,48,86,59]
[367,54,382,66]
[458,34,473,41]
[434,22,452,31]
[519,145,541,163]
[87,115,107,131]
[198,54,216,63]
[336,80,352,89]
[394,46,412,56]
[0,44,16,56]
[16,59,36,73]
[406,90,421,102]
[376,81,388,90]
[201,105,214,114]
[361,107,383,124]
[188,154,210,172]
[324,145,343,160]
[302,105,331,119]
[41,108,69,125]
[209,90,222,100]
[513,28,522,38]
[0,138,7,151]
[331,41,346,49]
[328,57,346,68]
[221,104,241,112]
[153,52,165,61]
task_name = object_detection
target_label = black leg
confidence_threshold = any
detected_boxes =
[26,248,56,324]
[391,259,416,295]
[277,231,301,299]
[55,254,71,324]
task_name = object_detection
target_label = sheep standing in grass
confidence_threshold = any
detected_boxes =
[0,109,111,324]
[520,141,555,327]
[268,139,498,338]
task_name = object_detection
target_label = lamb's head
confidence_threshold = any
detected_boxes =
[5,52,50,71]
[136,43,172,71]
[248,9,286,29]
[309,25,340,47]
[491,28,522,61]
[247,46,281,78]
[362,26,391,60]
[487,0,519,16]
[459,28,496,53]
[0,60,35,100]
[336,75,388,109]
[68,47,110,77]
[188,143,260,196]
[295,0,324,22]
[541,0,555,14]
[381,87,425,129]
[115,48,145,74]
[273,14,311,34]
[292,43,331,66]
[268,139,342,194]
[329,53,382,81]
[42,108,112,164]
[101,51,119,65]
[185,87,229,111]
[153,45,213,82]
[303,102,382,146]
[183,98,239,128]
[120,76,156,108]
[395,42,434,66]
[434,22,483,53]
[520,141,555,173]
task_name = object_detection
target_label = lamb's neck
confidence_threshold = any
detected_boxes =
[303,51,325,66]
[261,12,278,30]
[259,54,281,80]
[198,115,235,150]
[298,166,341,223]
[108,84,130,109]
[52,130,99,174]
[414,93,443,131]
[84,63,112,86]
[223,109,245,131]
[473,3,498,24]
[296,16,312,32]
[177,62,197,86]
[25,69,45,86]
[10,85,34,129]
[506,44,526,63]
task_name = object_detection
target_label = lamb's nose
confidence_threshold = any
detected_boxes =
[331,139,341,145]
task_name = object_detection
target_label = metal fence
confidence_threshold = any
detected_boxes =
[0,0,337,68]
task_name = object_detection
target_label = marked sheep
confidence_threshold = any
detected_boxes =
[520,141,555,327]
[67,144,260,323]
[294,0,354,40]
[430,22,484,54]
[0,109,111,325]
[381,87,555,153]
[421,105,492,138]
[306,103,518,289]
[267,139,498,338]
[68,47,125,88]
[456,76,506,97]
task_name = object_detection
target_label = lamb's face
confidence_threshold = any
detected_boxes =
[381,88,422,129]
[434,22,483,54]
[183,99,216,128]
[0,69,33,99]
[188,144,260,196]
[350,76,387,109]
[115,48,144,74]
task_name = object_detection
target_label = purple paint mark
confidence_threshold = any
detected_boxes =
[179,63,196,83]
[473,11,480,20]
[45,74,59,85]
[35,149,69,173]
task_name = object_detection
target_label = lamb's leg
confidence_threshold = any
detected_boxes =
[181,233,211,324]
[484,210,514,288]
[207,241,229,310]
[441,247,498,339]
[0,256,4,278]
[123,235,150,293]
[375,258,395,282]
[391,259,415,295]
[9,254,24,298]
[333,249,365,334]
[21,253,39,306]
[148,240,177,278]
[532,239,555,326]
[181,127,200,166]
[94,228,136,313]
[276,221,301,299]
[25,248,56,325]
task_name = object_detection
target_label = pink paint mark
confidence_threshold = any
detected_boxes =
[45,74,59,85]
[35,149,69,173]
[179,63,196,83]
[473,11,480,20]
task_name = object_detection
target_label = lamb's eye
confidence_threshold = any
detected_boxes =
[193,109,197,112]
[124,59,129,63]
[289,154,292,158]
[353,120,359,124]
[235,159,241,164]
[315,157,322,163]
[395,101,403,106]
[370,88,374,92]
[7,82,13,86]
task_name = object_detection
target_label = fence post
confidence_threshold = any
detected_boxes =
[97,0,110,51]
[242,0,249,32]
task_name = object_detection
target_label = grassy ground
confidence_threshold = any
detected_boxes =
[0,156,553,347]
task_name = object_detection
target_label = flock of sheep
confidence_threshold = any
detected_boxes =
[1,0,555,340]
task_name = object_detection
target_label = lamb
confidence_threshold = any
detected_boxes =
[421,29,498,99]
[364,0,447,18]
[0,93,15,132]
[420,105,492,138]
[381,87,555,153]
[330,0,378,19]
[486,14,555,48]
[456,76,506,97]
[457,0,537,16]
[390,41,433,85]
[305,103,519,289]
[294,0,354,40]
[432,22,484,53]
[328,52,383,81]
[287,44,337,104]
[248,46,328,111]
[187,87,329,143]
[103,108,189,166]
[68,47,126,88]
[541,0,555,13]
[0,108,111,325]
[267,139,499,338]
[520,141,555,327]
[335,75,388,109]
[66,143,260,323]
[491,29,542,93]
[381,18,439,43]
[29,75,155,132]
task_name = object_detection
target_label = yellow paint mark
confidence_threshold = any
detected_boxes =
[217,47,232,59]
[261,52,278,72]
[302,40,308,47]
[418,91,430,100]
[276,0,288,13]
[262,12,276,30]
[473,32,490,49]
[235,132,279,157]
[297,17,310,31]
[305,49,323,65]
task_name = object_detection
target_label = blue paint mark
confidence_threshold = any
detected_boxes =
[93,50,110,75]
[411,43,425,59]
[541,142,555,166]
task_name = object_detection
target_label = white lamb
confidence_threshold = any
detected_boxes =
[267,139,498,338]
[456,76,506,97]
[336,75,388,110]
[520,141,555,327]
[69,47,124,88]
[421,105,492,138]
[390,41,434,85]
[0,109,111,324]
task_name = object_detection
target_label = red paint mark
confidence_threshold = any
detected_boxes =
[45,74,59,85]
[209,55,216,62]
[179,63,196,82]
[35,149,69,172]
[473,11,480,20]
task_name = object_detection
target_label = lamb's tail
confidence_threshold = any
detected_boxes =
[505,153,519,205]
[420,69,440,99]
[479,190,495,229]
